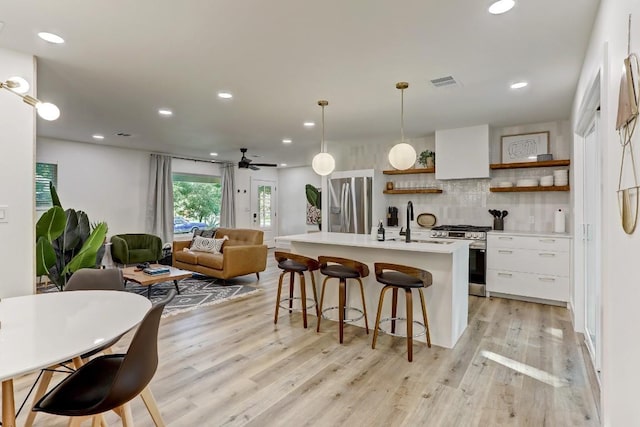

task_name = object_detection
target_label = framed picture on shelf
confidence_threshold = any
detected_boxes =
[501,131,550,163]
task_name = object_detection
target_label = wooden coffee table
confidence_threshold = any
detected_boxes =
[122,264,194,298]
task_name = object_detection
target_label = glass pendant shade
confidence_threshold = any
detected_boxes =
[312,152,335,176]
[388,142,417,170]
[312,100,335,176]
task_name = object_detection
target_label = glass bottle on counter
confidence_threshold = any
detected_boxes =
[377,220,385,241]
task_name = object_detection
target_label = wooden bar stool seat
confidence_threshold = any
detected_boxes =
[317,256,370,343]
[372,262,432,362]
[274,251,320,329]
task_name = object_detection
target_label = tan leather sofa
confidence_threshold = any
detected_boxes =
[172,228,267,281]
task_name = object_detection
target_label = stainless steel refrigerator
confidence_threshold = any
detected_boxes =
[327,170,373,234]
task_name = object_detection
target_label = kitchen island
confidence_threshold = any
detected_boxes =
[275,232,469,348]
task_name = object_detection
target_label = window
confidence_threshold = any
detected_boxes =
[172,173,221,234]
[257,185,271,227]
[36,162,58,210]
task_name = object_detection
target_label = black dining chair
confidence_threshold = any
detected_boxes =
[25,268,126,427]
[32,289,176,427]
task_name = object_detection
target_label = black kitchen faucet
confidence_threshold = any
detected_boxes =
[406,201,414,243]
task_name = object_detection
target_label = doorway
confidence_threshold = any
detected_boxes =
[251,179,277,247]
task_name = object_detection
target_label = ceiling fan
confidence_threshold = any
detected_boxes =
[238,148,277,170]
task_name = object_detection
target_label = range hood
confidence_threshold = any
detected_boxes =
[435,124,490,180]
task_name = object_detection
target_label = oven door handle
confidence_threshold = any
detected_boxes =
[469,243,486,250]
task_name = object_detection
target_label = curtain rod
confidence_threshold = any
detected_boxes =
[152,152,233,165]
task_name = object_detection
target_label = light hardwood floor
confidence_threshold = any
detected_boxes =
[16,251,599,426]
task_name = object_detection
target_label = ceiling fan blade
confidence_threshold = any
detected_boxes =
[252,163,278,167]
[249,164,260,171]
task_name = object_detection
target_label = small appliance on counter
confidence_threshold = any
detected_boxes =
[387,206,399,227]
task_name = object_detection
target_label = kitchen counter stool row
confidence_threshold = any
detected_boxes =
[273,251,432,362]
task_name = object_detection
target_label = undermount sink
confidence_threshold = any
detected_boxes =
[410,239,453,245]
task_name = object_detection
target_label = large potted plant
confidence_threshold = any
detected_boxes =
[305,184,322,230]
[36,183,108,290]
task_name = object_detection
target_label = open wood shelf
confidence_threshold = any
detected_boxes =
[490,185,570,193]
[383,188,443,194]
[383,167,435,175]
[490,159,570,170]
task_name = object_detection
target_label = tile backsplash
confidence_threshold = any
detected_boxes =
[333,119,573,235]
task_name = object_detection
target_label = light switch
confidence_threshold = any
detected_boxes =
[0,205,7,223]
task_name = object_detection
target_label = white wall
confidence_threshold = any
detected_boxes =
[235,167,279,229]
[572,1,640,424]
[0,48,36,297]
[37,138,149,237]
[277,166,321,236]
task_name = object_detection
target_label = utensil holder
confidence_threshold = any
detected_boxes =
[493,218,504,231]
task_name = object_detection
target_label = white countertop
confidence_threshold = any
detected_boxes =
[487,230,573,239]
[276,232,469,253]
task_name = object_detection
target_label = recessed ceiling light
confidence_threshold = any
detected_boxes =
[210,152,218,156]
[510,81,528,89]
[92,134,105,140]
[158,108,173,116]
[488,0,515,14]
[280,163,287,167]
[7,76,30,94]
[217,91,233,99]
[282,138,292,144]
[37,32,65,44]
[303,122,315,127]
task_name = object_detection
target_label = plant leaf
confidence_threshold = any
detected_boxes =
[35,236,56,276]
[62,222,108,275]
[305,184,321,209]
[50,182,62,208]
[35,206,66,241]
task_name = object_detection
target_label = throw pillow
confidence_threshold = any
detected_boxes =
[190,235,228,254]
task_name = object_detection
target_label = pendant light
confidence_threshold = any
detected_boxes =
[312,100,335,176]
[388,82,416,170]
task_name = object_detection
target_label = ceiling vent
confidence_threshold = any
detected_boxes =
[430,75,459,88]
[115,132,132,137]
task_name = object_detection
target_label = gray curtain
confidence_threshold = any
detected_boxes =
[220,163,236,228]
[146,154,174,243]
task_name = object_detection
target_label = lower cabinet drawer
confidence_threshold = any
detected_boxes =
[487,248,570,277]
[486,269,569,302]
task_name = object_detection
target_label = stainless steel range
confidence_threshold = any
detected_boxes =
[430,225,491,297]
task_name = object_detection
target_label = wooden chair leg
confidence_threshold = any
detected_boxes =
[418,288,431,347]
[405,288,414,362]
[119,403,134,427]
[310,271,320,317]
[256,272,260,280]
[68,416,91,427]
[316,276,331,333]
[391,287,398,334]
[25,369,55,427]
[299,272,308,328]
[140,386,166,427]
[288,272,295,313]
[338,278,346,343]
[372,286,391,349]
[356,278,369,334]
[274,271,285,324]
[91,414,106,427]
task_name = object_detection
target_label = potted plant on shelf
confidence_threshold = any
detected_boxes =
[418,150,436,168]
[36,183,108,290]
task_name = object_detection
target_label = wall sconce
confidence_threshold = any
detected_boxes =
[0,77,60,121]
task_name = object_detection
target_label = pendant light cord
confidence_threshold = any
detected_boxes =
[400,87,405,142]
[322,104,325,153]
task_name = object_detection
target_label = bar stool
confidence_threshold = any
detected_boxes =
[274,251,320,328]
[317,256,369,343]
[372,262,432,362]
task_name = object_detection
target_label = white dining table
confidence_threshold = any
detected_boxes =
[0,291,152,427]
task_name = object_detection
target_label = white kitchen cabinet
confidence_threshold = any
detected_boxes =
[435,124,490,180]
[486,232,572,304]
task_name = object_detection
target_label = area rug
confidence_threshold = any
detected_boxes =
[125,275,261,317]
[39,275,261,318]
